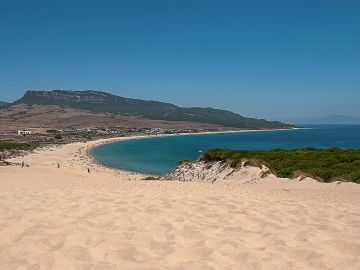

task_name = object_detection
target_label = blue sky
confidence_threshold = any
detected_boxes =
[0,0,359,120]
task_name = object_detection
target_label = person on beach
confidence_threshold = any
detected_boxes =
[57,162,60,168]
[21,161,24,168]
[87,168,90,173]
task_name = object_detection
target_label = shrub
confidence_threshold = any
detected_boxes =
[0,142,35,151]
[143,176,158,180]
[243,158,263,168]
[177,160,190,165]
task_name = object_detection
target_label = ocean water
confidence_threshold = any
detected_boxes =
[91,125,360,176]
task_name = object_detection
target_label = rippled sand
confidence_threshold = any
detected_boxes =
[1,138,360,269]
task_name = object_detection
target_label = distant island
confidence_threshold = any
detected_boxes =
[284,115,360,125]
[0,101,9,107]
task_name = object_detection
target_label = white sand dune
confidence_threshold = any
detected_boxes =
[1,137,360,269]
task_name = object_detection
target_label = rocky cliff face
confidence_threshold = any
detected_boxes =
[23,90,110,104]
[161,160,274,184]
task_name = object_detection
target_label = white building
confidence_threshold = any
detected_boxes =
[17,130,32,136]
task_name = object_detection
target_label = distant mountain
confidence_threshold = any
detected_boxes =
[13,90,294,129]
[0,101,9,107]
[286,115,360,125]
[320,115,360,124]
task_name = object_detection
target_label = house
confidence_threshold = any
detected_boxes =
[17,130,32,136]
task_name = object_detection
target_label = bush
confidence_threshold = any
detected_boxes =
[243,159,263,168]
[177,160,190,165]
[54,134,62,140]
[0,142,35,151]
[143,176,158,180]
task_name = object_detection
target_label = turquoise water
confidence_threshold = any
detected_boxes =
[91,125,360,176]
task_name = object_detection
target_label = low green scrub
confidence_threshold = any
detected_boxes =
[0,141,35,151]
[204,147,360,183]
[143,176,159,180]
[177,160,191,165]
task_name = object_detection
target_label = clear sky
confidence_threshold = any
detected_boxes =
[0,0,359,120]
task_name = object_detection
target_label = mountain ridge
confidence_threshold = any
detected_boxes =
[13,90,294,129]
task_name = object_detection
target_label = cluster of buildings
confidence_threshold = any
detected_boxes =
[60,127,208,137]
[17,130,32,136]
[10,126,216,143]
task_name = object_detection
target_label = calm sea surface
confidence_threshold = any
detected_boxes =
[91,125,360,176]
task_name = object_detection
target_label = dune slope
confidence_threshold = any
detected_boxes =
[0,138,360,270]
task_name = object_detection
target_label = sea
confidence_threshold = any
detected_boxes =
[90,125,360,176]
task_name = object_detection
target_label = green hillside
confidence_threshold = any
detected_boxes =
[15,90,294,129]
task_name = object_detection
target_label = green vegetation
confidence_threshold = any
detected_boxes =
[82,134,92,140]
[54,134,62,140]
[177,160,191,165]
[0,141,35,151]
[15,90,294,129]
[143,176,159,180]
[204,148,360,183]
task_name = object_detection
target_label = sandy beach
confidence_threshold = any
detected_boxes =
[1,136,360,270]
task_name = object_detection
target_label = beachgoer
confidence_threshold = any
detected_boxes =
[87,168,90,173]
[21,161,24,168]
[57,162,60,168]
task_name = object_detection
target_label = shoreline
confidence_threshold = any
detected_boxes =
[86,127,300,175]
[2,127,300,178]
